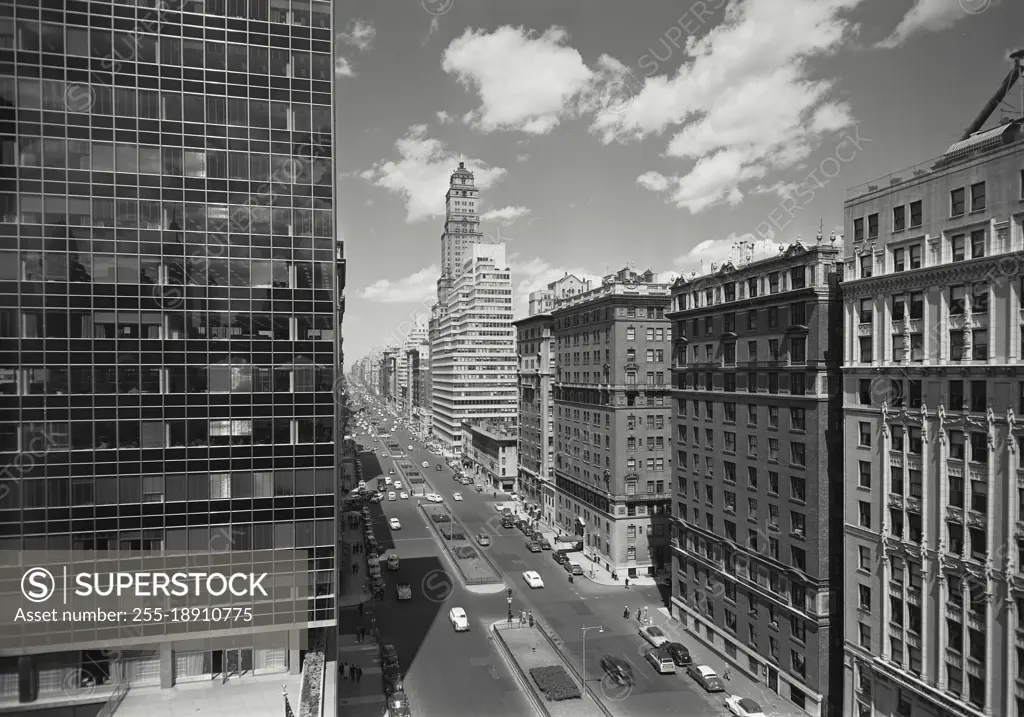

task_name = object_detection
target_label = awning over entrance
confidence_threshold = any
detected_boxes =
[575,516,586,528]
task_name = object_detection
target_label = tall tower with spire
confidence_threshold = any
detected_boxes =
[440,161,487,279]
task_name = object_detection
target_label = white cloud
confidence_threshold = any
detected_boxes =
[592,0,860,213]
[877,0,996,48]
[335,20,375,77]
[751,181,801,199]
[516,154,529,162]
[674,234,790,273]
[481,205,531,222]
[338,20,376,51]
[442,26,595,134]
[636,171,670,192]
[436,110,453,124]
[335,56,355,78]
[359,265,440,303]
[509,258,602,319]
[361,125,508,222]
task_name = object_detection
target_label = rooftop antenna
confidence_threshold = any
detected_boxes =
[817,219,824,244]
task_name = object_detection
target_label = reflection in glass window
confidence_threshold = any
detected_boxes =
[92,143,115,171]
[115,145,137,173]
[68,198,91,226]
[139,147,161,174]
[93,254,117,283]
[138,89,161,119]
[93,198,115,226]
[270,101,289,129]
[182,39,204,69]
[19,195,42,224]
[183,150,206,178]
[206,96,226,125]
[68,140,90,170]
[270,48,290,76]
[114,88,136,117]
[160,36,181,65]
[182,94,204,122]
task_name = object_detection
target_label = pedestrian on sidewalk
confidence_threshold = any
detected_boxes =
[636,608,641,622]
[356,666,362,682]
[724,666,732,681]
[349,664,356,680]
[625,577,629,588]
[340,661,347,679]
[358,601,364,617]
[507,612,513,628]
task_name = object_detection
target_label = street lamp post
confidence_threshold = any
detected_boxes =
[580,625,603,698]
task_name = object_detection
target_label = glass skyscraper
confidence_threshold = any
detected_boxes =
[0,0,340,705]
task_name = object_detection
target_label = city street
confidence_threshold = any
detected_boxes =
[379,424,764,717]
[344,440,533,717]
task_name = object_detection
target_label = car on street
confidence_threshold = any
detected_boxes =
[725,696,766,717]
[384,476,392,485]
[427,493,444,503]
[523,571,544,588]
[449,607,469,631]
[476,534,491,546]
[526,541,542,553]
[408,445,414,451]
[399,491,409,499]
[563,561,583,576]
[386,691,411,717]
[453,492,463,501]
[394,481,402,490]
[389,468,395,475]
[383,662,402,694]
[421,461,429,468]
[639,624,669,647]
[389,518,401,530]
[687,664,724,693]
[396,583,412,600]
[388,492,397,501]
[436,463,443,471]
[357,480,366,490]
[644,647,677,674]
[552,551,567,565]
[664,642,692,666]
[538,538,552,550]
[370,493,384,503]
[380,644,399,668]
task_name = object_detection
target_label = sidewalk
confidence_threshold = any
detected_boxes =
[339,510,373,608]
[336,623,387,717]
[495,492,657,588]
[652,606,804,717]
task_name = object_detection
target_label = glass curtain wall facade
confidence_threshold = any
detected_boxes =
[0,0,337,703]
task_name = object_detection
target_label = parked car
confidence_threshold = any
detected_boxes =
[501,516,515,528]
[664,642,692,666]
[370,493,384,503]
[725,696,766,717]
[476,534,491,546]
[552,551,568,565]
[384,476,392,485]
[526,541,542,553]
[400,491,409,499]
[387,554,400,570]
[563,561,583,576]
[386,691,411,717]
[388,492,397,501]
[449,607,469,631]
[380,644,399,668]
[687,664,724,693]
[538,538,552,550]
[645,647,677,674]
[639,624,669,648]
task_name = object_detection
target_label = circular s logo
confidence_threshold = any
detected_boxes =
[421,569,453,603]
[22,567,56,603]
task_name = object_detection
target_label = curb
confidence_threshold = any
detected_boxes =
[417,503,503,586]
[533,622,615,717]
[490,623,549,717]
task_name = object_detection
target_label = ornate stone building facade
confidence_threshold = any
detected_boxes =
[841,121,1024,717]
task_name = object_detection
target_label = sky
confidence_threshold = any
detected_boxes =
[336,0,1023,369]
